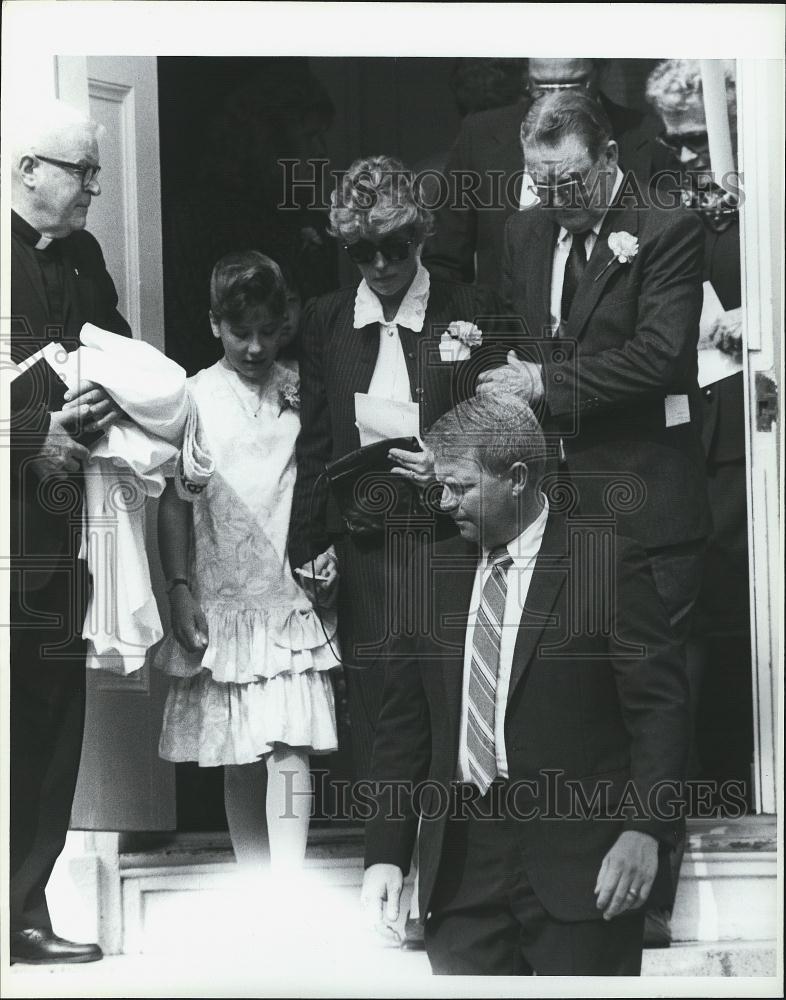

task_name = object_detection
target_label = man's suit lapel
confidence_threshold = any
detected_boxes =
[524,212,558,337]
[506,511,570,705]
[431,540,478,755]
[564,205,640,342]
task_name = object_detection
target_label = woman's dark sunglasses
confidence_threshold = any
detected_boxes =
[343,237,413,265]
[655,131,709,155]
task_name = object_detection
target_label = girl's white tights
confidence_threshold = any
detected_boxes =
[224,748,311,874]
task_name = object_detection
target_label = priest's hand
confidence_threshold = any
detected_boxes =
[29,408,91,480]
[63,379,127,433]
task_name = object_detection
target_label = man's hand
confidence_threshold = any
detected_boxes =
[295,546,338,602]
[29,408,91,481]
[594,830,659,920]
[169,584,209,654]
[709,306,743,362]
[63,379,127,433]
[388,444,435,486]
[360,863,404,930]
[476,351,545,405]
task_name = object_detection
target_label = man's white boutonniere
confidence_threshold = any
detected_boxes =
[279,379,300,415]
[439,321,483,362]
[595,231,639,281]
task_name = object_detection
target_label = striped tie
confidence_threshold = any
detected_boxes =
[466,545,514,794]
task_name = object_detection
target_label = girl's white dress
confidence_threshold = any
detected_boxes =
[154,359,339,767]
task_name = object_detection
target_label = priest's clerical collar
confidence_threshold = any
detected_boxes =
[12,209,54,250]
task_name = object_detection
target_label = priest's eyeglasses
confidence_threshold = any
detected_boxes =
[34,154,101,191]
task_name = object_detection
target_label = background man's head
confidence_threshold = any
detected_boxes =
[10,99,102,239]
[526,58,602,102]
[521,90,617,233]
[449,58,527,118]
[424,393,547,550]
[646,59,737,185]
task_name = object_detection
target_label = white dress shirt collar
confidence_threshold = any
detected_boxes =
[482,495,550,567]
[353,260,430,332]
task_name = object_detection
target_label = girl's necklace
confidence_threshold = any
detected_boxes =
[219,360,274,419]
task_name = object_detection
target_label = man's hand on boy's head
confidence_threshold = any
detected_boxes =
[476,351,544,405]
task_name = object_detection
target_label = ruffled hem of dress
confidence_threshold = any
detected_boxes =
[152,601,340,683]
[158,668,338,766]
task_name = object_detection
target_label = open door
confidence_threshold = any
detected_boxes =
[60,55,175,831]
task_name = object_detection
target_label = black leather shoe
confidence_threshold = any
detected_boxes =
[643,908,673,949]
[10,928,103,965]
[400,916,426,951]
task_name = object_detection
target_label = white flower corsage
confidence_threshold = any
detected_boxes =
[596,231,639,281]
[279,379,300,414]
[439,321,483,362]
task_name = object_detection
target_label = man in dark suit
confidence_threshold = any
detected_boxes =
[423,58,651,286]
[485,91,710,651]
[362,393,690,975]
[7,99,131,964]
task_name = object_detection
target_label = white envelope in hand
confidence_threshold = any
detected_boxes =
[354,392,420,446]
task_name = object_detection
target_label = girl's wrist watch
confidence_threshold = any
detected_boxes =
[166,577,189,595]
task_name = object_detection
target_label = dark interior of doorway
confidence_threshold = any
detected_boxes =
[156,54,756,831]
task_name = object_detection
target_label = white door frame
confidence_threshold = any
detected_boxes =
[737,57,783,815]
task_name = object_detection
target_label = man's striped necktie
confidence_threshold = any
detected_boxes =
[467,545,514,794]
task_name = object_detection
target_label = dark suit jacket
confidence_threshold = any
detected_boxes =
[10,213,131,591]
[288,276,501,569]
[696,215,748,628]
[364,513,690,921]
[500,199,712,550]
[423,94,650,287]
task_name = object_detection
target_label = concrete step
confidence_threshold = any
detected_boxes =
[641,940,777,977]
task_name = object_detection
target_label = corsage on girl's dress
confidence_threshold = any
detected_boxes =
[154,360,339,766]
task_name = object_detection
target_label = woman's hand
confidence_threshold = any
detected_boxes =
[169,584,209,654]
[388,445,435,486]
[295,546,338,603]
[63,379,128,433]
[709,306,743,362]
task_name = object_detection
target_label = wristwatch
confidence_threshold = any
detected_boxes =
[166,577,189,595]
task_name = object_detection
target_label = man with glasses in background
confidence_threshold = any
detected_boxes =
[7,98,130,964]
[423,58,651,287]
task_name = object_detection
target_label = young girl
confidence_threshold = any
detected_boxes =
[154,251,339,874]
